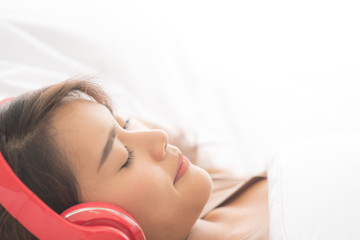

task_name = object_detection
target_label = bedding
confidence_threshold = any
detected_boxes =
[267,133,360,240]
[2,12,360,177]
[1,2,360,239]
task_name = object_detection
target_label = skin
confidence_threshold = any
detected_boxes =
[188,179,269,239]
[51,99,212,240]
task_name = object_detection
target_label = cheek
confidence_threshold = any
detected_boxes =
[122,164,211,210]
[116,168,180,223]
[120,167,175,211]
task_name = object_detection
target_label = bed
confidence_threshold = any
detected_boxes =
[1,1,360,239]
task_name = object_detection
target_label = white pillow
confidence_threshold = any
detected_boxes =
[267,133,360,240]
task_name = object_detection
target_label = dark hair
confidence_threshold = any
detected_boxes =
[0,79,113,239]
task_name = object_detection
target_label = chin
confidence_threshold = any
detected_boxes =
[190,164,212,205]
[175,163,212,212]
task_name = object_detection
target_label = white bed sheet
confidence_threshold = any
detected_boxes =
[2,2,360,240]
[267,133,360,240]
[1,0,360,177]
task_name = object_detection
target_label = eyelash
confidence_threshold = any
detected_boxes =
[121,118,134,169]
[122,148,134,169]
[124,118,131,129]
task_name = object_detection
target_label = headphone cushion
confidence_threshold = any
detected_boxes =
[60,202,145,240]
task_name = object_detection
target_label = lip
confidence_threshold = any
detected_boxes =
[173,153,190,184]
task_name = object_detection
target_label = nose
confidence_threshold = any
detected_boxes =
[131,129,169,161]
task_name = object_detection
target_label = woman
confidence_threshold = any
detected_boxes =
[0,79,269,240]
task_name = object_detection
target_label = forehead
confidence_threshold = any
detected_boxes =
[51,100,114,171]
[55,99,112,122]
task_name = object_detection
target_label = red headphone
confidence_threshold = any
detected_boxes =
[0,98,146,240]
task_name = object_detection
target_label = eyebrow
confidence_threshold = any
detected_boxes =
[97,125,117,172]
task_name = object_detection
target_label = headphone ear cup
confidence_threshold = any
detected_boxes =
[60,202,145,240]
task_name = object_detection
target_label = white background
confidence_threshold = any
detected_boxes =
[1,0,360,175]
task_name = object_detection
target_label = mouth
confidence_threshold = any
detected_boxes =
[173,152,190,184]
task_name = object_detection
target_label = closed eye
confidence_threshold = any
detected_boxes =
[121,147,134,169]
[120,118,134,170]
[123,118,132,130]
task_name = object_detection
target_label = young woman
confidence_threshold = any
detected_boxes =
[0,79,269,240]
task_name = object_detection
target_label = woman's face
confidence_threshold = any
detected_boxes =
[51,99,212,240]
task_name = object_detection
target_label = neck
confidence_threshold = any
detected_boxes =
[186,219,226,240]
